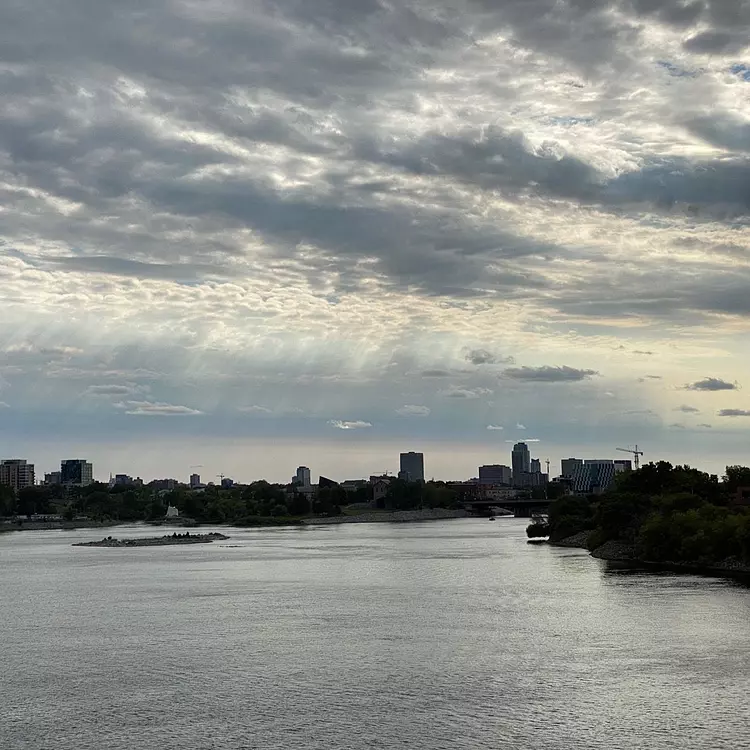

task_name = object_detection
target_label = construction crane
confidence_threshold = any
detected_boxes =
[616,445,644,470]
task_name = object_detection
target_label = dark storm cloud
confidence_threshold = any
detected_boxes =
[2,0,750,324]
[142,174,559,296]
[685,377,739,391]
[353,127,601,200]
[683,30,743,54]
[465,348,514,365]
[502,365,599,382]
[552,266,750,321]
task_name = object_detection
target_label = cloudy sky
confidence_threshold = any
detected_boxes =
[2,0,750,482]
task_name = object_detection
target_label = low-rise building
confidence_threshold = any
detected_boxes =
[478,465,512,485]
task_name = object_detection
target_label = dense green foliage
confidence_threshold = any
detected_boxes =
[0,478,458,525]
[545,462,750,565]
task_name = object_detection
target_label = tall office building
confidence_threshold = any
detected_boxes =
[570,460,617,494]
[0,459,35,491]
[511,443,530,484]
[296,466,311,487]
[60,459,93,487]
[561,458,583,478]
[478,465,513,485]
[530,458,541,474]
[189,473,201,488]
[399,452,425,482]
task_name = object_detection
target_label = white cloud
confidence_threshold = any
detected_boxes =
[486,424,504,431]
[327,420,372,430]
[238,405,272,414]
[440,386,493,399]
[117,401,203,416]
[516,423,527,430]
[86,384,143,397]
[395,405,431,417]
[0,401,9,409]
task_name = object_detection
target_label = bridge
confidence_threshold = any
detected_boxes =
[463,497,552,518]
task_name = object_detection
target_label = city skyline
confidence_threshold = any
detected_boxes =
[0,441,733,487]
[2,2,750,478]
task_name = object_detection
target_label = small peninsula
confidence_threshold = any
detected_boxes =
[73,532,229,548]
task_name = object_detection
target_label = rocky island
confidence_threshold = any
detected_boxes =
[73,532,229,547]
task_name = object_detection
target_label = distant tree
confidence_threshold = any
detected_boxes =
[0,484,17,516]
[288,492,310,516]
[723,466,750,493]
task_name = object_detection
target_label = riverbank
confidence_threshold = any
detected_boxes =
[1,519,120,532]
[1,508,471,535]
[549,533,750,580]
[302,508,470,525]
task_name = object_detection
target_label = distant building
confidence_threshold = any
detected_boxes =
[340,479,368,492]
[295,466,311,487]
[60,459,93,487]
[614,460,632,473]
[44,471,62,485]
[478,465,513,485]
[318,476,338,489]
[165,505,180,518]
[561,458,583,478]
[0,460,35,491]
[570,460,617,495]
[220,477,234,489]
[530,458,541,474]
[190,473,201,488]
[370,478,392,508]
[515,471,548,488]
[511,443,530,486]
[110,474,134,487]
[399,452,425,482]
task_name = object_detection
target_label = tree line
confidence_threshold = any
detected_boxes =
[0,477,461,525]
[532,463,750,565]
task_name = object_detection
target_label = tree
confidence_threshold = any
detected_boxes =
[288,492,310,516]
[0,484,17,517]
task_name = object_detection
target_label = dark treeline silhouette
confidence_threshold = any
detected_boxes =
[534,462,750,565]
[0,477,461,525]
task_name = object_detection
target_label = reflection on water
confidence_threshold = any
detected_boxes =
[1,519,749,750]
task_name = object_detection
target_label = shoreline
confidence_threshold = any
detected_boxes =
[302,508,470,525]
[1,508,472,534]
[548,533,750,581]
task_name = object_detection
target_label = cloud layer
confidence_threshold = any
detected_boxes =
[2,0,750,479]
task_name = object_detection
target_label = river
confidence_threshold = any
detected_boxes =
[1,518,749,749]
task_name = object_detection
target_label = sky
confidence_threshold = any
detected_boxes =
[2,0,750,483]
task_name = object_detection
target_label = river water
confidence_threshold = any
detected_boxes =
[1,519,749,749]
